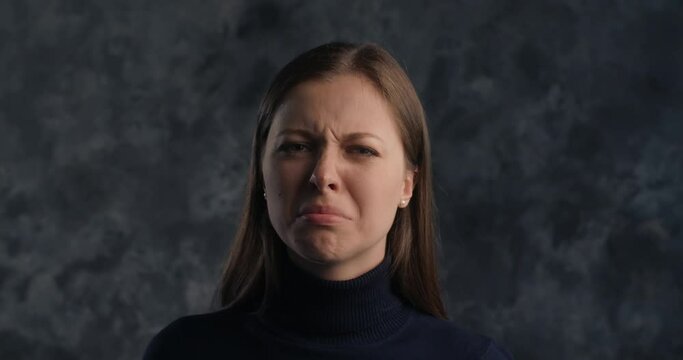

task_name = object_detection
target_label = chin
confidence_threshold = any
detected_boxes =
[289,233,348,264]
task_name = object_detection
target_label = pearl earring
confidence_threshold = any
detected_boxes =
[400,199,407,207]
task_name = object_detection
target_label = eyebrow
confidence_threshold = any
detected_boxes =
[276,129,385,143]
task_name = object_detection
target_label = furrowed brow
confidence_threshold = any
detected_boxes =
[276,129,384,144]
[276,129,314,138]
[344,132,384,144]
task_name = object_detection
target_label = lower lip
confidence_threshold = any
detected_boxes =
[298,213,346,225]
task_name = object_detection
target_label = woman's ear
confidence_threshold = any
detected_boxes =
[399,167,417,207]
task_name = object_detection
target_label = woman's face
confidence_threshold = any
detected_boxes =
[262,74,415,280]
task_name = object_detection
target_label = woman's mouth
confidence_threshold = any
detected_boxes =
[297,204,349,225]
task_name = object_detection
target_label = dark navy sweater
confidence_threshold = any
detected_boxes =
[143,255,513,359]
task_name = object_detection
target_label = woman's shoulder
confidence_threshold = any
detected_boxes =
[401,311,513,360]
[143,307,249,359]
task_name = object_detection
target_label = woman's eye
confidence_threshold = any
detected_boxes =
[350,146,378,157]
[278,143,310,153]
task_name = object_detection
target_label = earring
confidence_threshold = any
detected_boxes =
[400,199,407,207]
[263,191,267,200]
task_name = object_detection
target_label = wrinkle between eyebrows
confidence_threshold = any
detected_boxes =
[276,129,385,146]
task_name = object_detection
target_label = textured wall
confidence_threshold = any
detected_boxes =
[1,0,682,359]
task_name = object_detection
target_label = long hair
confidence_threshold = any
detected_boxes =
[217,42,447,319]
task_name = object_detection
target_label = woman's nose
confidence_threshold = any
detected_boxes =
[309,148,339,192]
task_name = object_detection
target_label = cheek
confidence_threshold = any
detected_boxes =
[350,168,402,225]
[264,160,310,215]
[273,161,309,190]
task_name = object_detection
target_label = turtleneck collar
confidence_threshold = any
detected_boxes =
[256,253,413,345]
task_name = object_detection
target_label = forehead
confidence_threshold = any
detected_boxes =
[271,74,399,136]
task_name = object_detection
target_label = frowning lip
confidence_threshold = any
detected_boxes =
[297,204,350,219]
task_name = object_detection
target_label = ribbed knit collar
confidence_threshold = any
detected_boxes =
[257,254,412,346]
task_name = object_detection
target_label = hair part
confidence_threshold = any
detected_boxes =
[217,42,447,319]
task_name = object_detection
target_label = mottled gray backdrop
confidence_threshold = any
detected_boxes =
[1,0,682,359]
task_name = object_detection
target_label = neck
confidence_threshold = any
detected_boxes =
[285,243,386,281]
[257,252,412,345]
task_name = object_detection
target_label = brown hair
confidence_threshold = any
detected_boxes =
[217,42,447,319]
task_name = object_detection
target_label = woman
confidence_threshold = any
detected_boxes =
[144,42,512,359]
